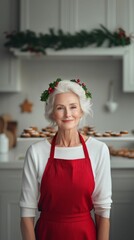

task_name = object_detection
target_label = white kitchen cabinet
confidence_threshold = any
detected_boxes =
[0,55,21,92]
[20,0,127,33]
[19,0,134,92]
[110,169,134,240]
[0,0,21,92]
[0,169,22,240]
[20,0,61,33]
[100,136,134,239]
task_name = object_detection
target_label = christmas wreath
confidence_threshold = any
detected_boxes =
[4,25,131,55]
[40,78,92,102]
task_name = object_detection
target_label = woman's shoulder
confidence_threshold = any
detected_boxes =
[27,138,50,155]
[24,138,50,167]
[86,136,109,151]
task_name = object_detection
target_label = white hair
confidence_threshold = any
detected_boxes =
[45,80,92,124]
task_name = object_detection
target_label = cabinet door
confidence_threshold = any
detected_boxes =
[110,191,134,240]
[110,170,134,240]
[0,170,22,240]
[0,0,21,92]
[20,0,114,33]
[0,54,21,92]
[20,0,61,33]
[62,0,113,32]
[0,192,21,240]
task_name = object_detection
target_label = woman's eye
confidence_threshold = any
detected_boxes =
[71,106,77,109]
[57,107,63,110]
[56,105,77,110]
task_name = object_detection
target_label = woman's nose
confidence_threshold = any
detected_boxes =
[65,108,71,117]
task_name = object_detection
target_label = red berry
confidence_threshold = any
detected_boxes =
[48,87,52,93]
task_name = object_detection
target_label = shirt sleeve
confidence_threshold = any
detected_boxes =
[92,143,112,218]
[20,145,39,217]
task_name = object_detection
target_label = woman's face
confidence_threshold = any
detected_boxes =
[52,92,83,130]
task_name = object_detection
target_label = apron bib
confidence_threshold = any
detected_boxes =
[35,133,96,240]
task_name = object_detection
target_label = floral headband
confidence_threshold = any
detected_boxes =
[40,78,92,102]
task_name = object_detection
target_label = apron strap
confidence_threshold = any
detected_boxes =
[78,133,90,159]
[49,132,89,159]
[49,132,57,159]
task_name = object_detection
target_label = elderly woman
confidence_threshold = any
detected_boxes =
[20,78,112,240]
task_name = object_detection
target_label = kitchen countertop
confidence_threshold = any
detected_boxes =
[0,139,33,169]
[17,135,134,142]
[0,148,24,169]
[0,136,134,169]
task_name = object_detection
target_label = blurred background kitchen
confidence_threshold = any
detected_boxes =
[0,0,134,240]
[0,0,134,135]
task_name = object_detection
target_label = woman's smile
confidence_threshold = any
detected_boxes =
[62,119,73,122]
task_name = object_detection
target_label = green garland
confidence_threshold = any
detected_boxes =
[40,78,92,102]
[40,78,62,102]
[4,25,131,55]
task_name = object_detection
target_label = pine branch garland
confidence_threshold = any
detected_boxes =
[4,25,131,55]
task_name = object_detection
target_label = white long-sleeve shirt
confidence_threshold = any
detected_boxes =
[20,136,112,218]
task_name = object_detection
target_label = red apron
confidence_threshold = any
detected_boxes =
[35,133,96,240]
